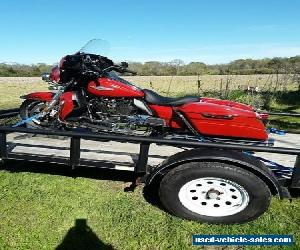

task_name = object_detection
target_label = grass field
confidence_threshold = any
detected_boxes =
[125,74,298,95]
[0,162,299,250]
[0,77,48,109]
[0,74,299,107]
[0,76,300,249]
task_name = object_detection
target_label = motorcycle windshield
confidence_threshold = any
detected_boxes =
[78,39,110,57]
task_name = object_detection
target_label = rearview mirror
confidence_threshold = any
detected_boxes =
[121,62,128,68]
[42,73,50,82]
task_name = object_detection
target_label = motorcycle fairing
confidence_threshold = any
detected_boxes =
[59,92,75,121]
[59,91,87,121]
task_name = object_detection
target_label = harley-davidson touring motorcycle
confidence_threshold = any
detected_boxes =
[18,39,268,142]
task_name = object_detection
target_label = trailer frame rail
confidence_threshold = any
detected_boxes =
[0,108,300,190]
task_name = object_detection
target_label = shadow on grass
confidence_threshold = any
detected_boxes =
[280,105,300,113]
[275,90,300,106]
[0,159,165,212]
[56,219,114,250]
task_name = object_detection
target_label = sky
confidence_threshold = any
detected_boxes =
[0,0,300,65]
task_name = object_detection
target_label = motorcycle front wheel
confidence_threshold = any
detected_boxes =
[19,99,54,129]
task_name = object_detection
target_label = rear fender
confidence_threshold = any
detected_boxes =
[146,148,288,198]
[20,92,54,102]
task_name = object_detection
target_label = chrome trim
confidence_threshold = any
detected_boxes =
[133,99,153,115]
[175,111,198,135]
[91,86,114,91]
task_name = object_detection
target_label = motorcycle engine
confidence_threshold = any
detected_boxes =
[87,98,165,135]
[88,98,136,121]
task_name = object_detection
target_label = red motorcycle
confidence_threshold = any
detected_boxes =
[19,40,268,142]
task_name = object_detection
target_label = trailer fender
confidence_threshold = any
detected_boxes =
[146,148,288,198]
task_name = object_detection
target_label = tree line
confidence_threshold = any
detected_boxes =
[1,56,300,76]
[0,63,52,77]
[128,56,300,75]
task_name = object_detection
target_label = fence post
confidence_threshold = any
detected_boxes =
[197,75,201,96]
[219,79,223,99]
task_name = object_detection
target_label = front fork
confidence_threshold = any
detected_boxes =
[43,86,66,113]
[42,80,74,117]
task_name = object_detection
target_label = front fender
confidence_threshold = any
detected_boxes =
[20,92,55,102]
[146,148,288,198]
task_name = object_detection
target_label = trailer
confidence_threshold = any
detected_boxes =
[0,108,299,224]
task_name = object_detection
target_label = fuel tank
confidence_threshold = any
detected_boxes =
[87,78,144,98]
[177,101,268,141]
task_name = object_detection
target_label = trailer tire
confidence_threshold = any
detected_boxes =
[159,161,271,224]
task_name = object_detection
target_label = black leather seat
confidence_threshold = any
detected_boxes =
[143,89,200,106]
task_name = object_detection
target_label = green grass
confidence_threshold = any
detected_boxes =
[0,163,299,250]
[0,79,48,109]
[266,91,300,133]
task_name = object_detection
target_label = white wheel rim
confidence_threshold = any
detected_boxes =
[178,177,250,217]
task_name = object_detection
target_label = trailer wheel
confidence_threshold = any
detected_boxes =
[159,162,271,224]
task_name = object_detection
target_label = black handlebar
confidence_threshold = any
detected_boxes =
[102,65,137,75]
[83,54,137,76]
[91,63,103,73]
